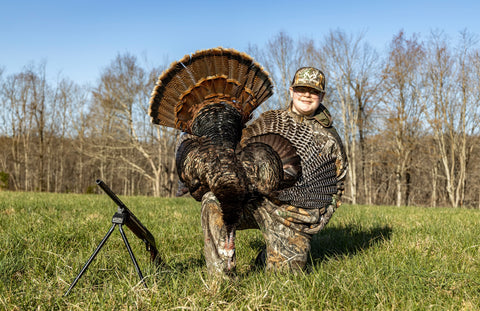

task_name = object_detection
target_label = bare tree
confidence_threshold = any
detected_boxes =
[3,71,33,190]
[49,77,88,192]
[321,29,382,205]
[470,46,480,208]
[27,64,51,192]
[424,30,480,207]
[91,53,176,196]
[0,67,9,186]
[248,31,306,112]
[382,31,425,206]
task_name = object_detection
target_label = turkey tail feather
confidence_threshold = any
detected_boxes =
[149,48,273,133]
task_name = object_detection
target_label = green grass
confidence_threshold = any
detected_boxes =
[0,191,479,310]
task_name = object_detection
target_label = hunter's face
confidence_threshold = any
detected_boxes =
[290,86,324,116]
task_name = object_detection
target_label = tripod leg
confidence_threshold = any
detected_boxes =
[64,223,117,296]
[118,224,147,288]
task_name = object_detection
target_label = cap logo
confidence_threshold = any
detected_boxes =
[298,70,320,85]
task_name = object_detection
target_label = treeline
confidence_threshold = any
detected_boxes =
[1,29,479,208]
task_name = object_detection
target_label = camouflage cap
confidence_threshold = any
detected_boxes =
[291,67,325,93]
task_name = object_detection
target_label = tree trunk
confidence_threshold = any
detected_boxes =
[395,170,402,207]
[431,165,437,207]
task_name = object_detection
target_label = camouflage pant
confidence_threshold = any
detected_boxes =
[201,191,337,275]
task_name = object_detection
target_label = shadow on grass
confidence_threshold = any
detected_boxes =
[309,224,393,263]
[169,257,206,272]
[158,224,392,275]
[244,224,392,272]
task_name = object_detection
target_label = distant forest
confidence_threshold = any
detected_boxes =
[1,30,479,208]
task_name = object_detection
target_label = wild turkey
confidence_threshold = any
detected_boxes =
[148,47,338,269]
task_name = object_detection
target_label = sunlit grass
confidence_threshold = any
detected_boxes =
[1,191,479,310]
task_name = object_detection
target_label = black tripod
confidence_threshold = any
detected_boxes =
[64,180,159,296]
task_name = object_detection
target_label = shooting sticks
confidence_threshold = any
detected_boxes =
[64,179,160,296]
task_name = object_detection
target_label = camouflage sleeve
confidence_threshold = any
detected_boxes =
[325,129,347,206]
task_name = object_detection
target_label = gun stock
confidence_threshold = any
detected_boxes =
[96,179,159,263]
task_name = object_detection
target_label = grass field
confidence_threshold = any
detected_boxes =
[0,191,479,310]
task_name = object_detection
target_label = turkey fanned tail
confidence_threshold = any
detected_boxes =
[148,47,273,134]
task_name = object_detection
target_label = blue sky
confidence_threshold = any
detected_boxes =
[1,0,479,85]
